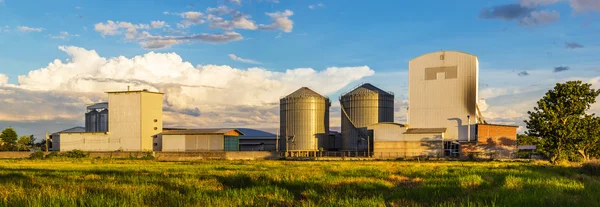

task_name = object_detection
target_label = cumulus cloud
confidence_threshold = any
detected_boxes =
[0,74,7,85]
[554,66,570,72]
[519,10,560,26]
[18,26,44,32]
[565,42,584,49]
[258,10,294,32]
[518,71,530,76]
[7,46,374,130]
[228,54,262,64]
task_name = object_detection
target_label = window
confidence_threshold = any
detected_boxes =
[154,127,158,130]
[425,66,458,80]
[153,143,158,146]
[154,119,158,122]
[224,136,239,151]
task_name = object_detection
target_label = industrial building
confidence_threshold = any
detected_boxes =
[279,87,330,154]
[55,90,163,151]
[50,50,517,158]
[237,128,278,151]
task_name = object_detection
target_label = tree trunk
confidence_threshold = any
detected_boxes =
[578,150,589,161]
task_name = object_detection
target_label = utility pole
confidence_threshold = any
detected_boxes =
[276,129,279,152]
[45,132,49,152]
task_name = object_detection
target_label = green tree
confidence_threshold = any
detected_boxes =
[574,115,600,161]
[525,81,600,163]
[517,134,539,146]
[0,127,18,145]
[16,136,32,151]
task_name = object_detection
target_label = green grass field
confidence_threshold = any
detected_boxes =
[0,159,598,207]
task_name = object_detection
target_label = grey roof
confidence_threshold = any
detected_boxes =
[369,122,406,127]
[283,87,327,99]
[404,128,446,134]
[87,102,108,110]
[343,83,393,96]
[56,126,85,133]
[162,128,244,136]
[237,128,276,137]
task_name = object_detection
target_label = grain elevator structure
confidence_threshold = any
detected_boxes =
[340,83,394,151]
[280,87,330,154]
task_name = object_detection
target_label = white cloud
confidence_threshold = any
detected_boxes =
[150,21,167,29]
[519,10,560,26]
[228,54,262,64]
[258,10,294,32]
[178,11,205,28]
[309,2,325,9]
[520,0,562,7]
[18,26,43,32]
[519,0,600,12]
[226,0,242,5]
[0,74,8,85]
[50,31,79,40]
[94,20,159,39]
[570,0,600,12]
[138,31,244,49]
[6,46,374,130]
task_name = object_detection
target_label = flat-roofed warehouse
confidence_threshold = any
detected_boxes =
[161,129,244,152]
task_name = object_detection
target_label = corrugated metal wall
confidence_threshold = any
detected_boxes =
[340,84,394,151]
[408,51,478,141]
[280,88,330,151]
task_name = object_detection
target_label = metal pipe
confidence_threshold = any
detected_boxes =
[467,115,471,142]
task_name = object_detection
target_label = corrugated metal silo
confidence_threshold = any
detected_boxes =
[85,110,98,132]
[280,87,330,151]
[340,83,394,151]
[98,109,109,132]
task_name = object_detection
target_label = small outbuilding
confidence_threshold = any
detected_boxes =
[161,129,244,152]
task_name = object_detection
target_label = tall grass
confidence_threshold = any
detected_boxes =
[0,160,598,206]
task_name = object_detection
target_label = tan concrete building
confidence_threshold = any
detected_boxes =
[57,90,163,151]
[408,51,479,142]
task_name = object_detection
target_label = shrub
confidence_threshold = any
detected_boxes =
[582,160,600,176]
[62,149,88,158]
[45,151,60,159]
[141,151,155,160]
[29,151,45,159]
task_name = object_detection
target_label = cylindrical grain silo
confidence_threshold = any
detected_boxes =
[85,110,98,132]
[99,109,109,132]
[341,83,394,151]
[280,87,330,151]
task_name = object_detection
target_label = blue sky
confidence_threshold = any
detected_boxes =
[0,0,599,137]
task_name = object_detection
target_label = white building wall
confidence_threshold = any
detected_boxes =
[108,92,142,151]
[408,51,478,141]
[162,135,186,151]
[368,123,407,142]
[58,133,123,151]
